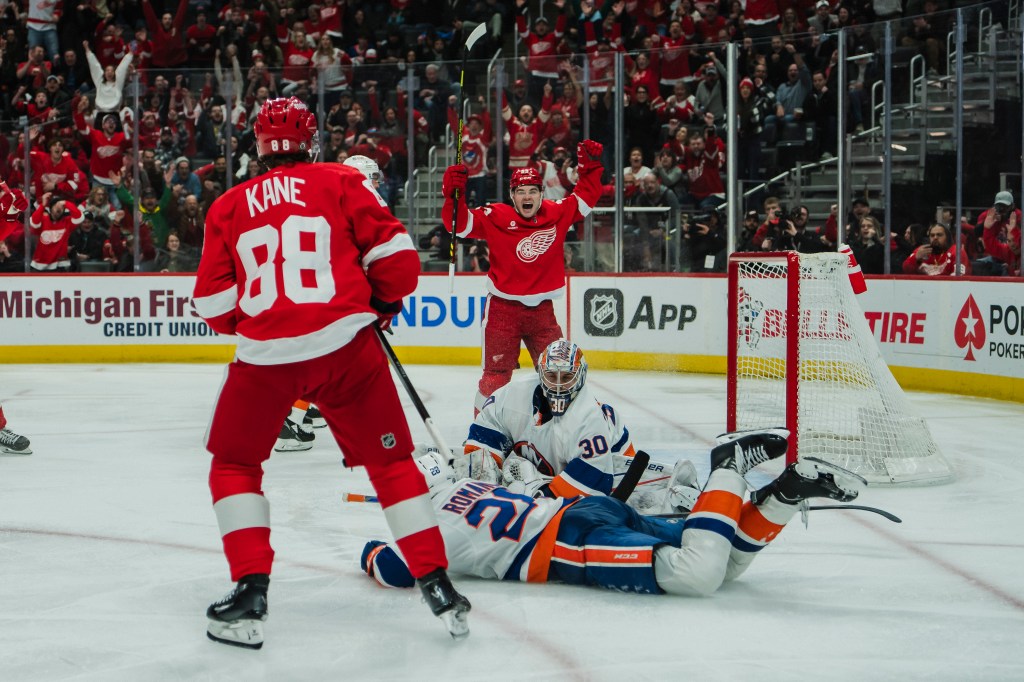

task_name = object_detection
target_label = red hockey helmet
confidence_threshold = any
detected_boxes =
[254,97,319,161]
[510,167,543,190]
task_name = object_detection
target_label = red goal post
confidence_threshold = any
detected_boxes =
[726,251,954,486]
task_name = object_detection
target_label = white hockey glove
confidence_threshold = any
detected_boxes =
[456,447,503,483]
[502,456,553,499]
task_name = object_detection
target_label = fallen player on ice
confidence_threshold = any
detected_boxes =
[361,430,866,596]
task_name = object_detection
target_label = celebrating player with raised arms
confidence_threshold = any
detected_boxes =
[361,434,865,596]
[192,97,470,648]
[442,140,605,414]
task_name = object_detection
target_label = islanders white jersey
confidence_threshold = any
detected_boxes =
[430,478,576,582]
[465,378,636,498]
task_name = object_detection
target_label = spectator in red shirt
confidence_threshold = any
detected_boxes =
[902,223,972,276]
[187,11,218,67]
[29,193,84,272]
[679,131,725,210]
[142,0,188,74]
[17,46,52,90]
[976,191,1022,276]
[515,0,567,106]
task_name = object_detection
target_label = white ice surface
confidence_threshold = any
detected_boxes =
[1,363,1022,681]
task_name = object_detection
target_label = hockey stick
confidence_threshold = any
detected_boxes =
[448,22,488,292]
[804,504,902,523]
[650,504,902,523]
[342,492,379,503]
[611,450,650,502]
[375,326,455,459]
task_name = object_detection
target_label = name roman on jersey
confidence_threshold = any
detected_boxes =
[440,480,499,515]
[245,175,307,218]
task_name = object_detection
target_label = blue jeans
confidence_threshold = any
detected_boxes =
[29,29,60,63]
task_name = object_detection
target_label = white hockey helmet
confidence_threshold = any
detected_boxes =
[343,154,382,183]
[537,339,588,416]
[414,446,456,493]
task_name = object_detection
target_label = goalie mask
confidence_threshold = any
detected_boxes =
[415,448,456,493]
[537,339,588,417]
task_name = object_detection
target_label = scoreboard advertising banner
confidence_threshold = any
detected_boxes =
[1,273,1020,401]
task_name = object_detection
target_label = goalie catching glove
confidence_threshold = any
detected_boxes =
[456,446,503,483]
[501,455,553,499]
[442,164,469,199]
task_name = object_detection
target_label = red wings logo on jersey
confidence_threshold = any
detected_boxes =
[516,226,557,262]
[39,228,67,245]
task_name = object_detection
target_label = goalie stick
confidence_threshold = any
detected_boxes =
[611,450,651,502]
[375,326,455,459]
[346,450,654,504]
[448,22,488,291]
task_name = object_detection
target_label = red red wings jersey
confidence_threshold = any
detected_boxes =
[744,0,780,24]
[282,45,314,82]
[445,166,602,306]
[29,150,86,199]
[192,163,419,365]
[660,35,691,83]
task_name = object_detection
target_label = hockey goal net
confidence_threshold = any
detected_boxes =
[727,251,953,486]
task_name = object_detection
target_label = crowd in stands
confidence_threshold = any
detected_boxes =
[0,0,1018,277]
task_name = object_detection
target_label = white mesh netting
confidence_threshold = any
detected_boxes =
[730,252,954,486]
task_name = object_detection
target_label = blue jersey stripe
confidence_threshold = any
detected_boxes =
[467,423,513,453]
[611,426,630,453]
[563,458,615,495]
[730,535,767,553]
[682,516,737,542]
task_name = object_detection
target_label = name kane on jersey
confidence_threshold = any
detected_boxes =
[245,176,307,217]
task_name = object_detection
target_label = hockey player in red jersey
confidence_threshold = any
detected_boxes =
[442,139,604,413]
[192,97,469,648]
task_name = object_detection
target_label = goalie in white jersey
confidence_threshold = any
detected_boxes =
[362,434,866,595]
[460,338,698,513]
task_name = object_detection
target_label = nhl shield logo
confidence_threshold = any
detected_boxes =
[380,433,396,449]
[584,289,624,337]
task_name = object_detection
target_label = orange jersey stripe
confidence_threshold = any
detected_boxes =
[293,399,310,410]
[552,543,654,566]
[737,502,785,543]
[548,475,587,498]
[526,502,577,582]
[689,489,743,520]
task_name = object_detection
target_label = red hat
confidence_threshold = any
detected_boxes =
[514,79,526,88]
[510,166,542,190]
[740,77,754,90]
[466,114,483,125]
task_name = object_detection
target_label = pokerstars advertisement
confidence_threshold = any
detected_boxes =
[568,276,727,356]
[858,278,1024,380]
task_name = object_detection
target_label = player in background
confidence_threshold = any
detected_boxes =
[192,97,470,648]
[361,437,865,596]
[461,338,704,516]
[0,186,33,455]
[442,140,604,415]
[274,155,385,454]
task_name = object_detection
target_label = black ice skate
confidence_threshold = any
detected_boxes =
[274,419,313,452]
[0,427,31,455]
[714,426,790,445]
[417,568,471,640]
[207,573,270,650]
[303,405,327,429]
[709,428,789,475]
[751,457,867,505]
